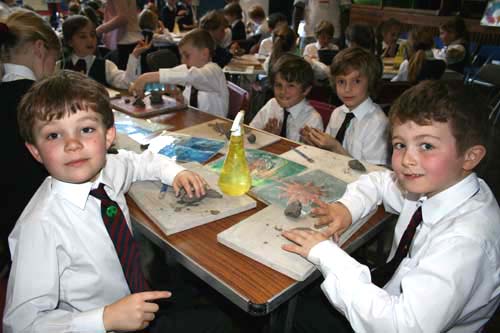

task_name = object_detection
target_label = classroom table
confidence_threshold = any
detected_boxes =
[125,107,394,332]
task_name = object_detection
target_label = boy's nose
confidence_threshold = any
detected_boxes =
[65,137,84,151]
[401,149,417,167]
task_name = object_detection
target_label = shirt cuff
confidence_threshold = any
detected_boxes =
[338,197,364,223]
[71,307,106,332]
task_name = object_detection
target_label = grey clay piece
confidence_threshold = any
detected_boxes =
[348,159,367,172]
[284,200,302,218]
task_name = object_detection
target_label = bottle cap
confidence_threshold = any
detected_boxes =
[230,110,245,136]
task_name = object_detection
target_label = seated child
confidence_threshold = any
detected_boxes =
[4,70,232,332]
[392,26,443,83]
[301,47,389,165]
[199,10,233,68]
[246,4,269,38]
[138,8,175,47]
[58,14,149,90]
[376,17,402,58]
[131,28,229,118]
[263,24,297,74]
[160,0,178,32]
[303,20,339,60]
[223,2,246,42]
[258,12,288,57]
[345,24,376,54]
[176,0,196,31]
[436,17,470,74]
[250,54,323,141]
[282,80,500,332]
[303,20,339,81]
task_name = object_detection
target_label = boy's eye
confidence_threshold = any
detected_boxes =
[336,79,345,85]
[420,143,433,150]
[355,79,361,84]
[47,133,60,140]
[393,142,405,150]
[82,127,95,134]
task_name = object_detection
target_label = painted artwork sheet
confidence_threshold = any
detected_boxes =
[208,149,307,188]
[147,133,225,164]
[481,1,500,27]
[114,111,172,144]
[252,169,347,215]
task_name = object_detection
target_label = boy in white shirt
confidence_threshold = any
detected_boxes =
[4,70,231,332]
[283,80,500,332]
[303,20,339,81]
[301,47,389,165]
[250,54,323,142]
[131,28,229,118]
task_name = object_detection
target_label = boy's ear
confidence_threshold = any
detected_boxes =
[25,142,44,164]
[105,126,116,150]
[462,144,487,171]
[33,39,46,59]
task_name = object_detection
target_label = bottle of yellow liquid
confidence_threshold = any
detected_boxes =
[218,111,251,196]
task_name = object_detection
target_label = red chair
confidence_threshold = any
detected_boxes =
[309,99,336,130]
[227,81,250,120]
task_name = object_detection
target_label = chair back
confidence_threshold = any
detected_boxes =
[227,81,249,120]
[146,49,180,71]
[318,49,338,66]
[309,99,335,130]
[416,59,446,82]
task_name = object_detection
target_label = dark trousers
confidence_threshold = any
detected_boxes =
[293,281,354,333]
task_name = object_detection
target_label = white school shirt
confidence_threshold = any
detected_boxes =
[258,36,273,57]
[2,63,37,82]
[307,171,500,332]
[325,98,389,165]
[302,41,339,59]
[391,50,436,82]
[4,150,184,333]
[55,54,141,90]
[159,62,229,118]
[250,98,323,142]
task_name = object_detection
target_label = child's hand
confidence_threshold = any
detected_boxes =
[103,291,171,331]
[301,127,338,151]
[164,85,184,104]
[132,39,152,58]
[129,72,159,97]
[263,118,281,135]
[311,201,352,242]
[281,228,328,258]
[173,170,208,198]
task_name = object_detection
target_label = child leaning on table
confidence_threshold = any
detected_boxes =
[283,80,500,332]
[250,54,323,142]
[301,47,389,165]
[3,70,232,333]
[58,14,150,90]
[130,28,229,118]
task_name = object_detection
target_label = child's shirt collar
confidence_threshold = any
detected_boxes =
[2,63,36,82]
[420,173,480,226]
[71,54,96,66]
[285,98,308,118]
[342,96,374,119]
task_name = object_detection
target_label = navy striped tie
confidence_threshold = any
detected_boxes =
[90,183,150,293]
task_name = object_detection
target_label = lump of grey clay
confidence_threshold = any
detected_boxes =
[247,133,256,144]
[132,97,146,108]
[177,187,222,203]
[284,200,302,218]
[348,159,366,172]
[205,188,223,198]
[150,91,163,105]
[124,98,131,104]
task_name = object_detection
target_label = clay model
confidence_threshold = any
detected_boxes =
[150,91,164,105]
[177,186,223,204]
[247,133,256,144]
[348,159,367,172]
[284,200,302,218]
[132,97,146,108]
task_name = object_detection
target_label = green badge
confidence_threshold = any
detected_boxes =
[106,205,118,218]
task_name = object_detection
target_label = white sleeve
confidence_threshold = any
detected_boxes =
[309,58,330,80]
[358,113,389,165]
[4,223,106,333]
[159,64,223,92]
[105,55,141,90]
[306,110,324,131]
[249,99,274,129]
[308,232,494,332]
[391,60,409,82]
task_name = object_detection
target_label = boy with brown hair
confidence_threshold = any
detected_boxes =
[130,28,229,118]
[283,80,500,332]
[4,70,231,332]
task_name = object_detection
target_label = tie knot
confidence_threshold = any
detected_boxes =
[89,183,109,201]
[74,59,86,73]
[344,112,355,121]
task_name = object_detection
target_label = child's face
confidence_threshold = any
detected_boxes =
[25,109,115,184]
[317,32,332,48]
[383,27,399,46]
[69,22,97,57]
[391,120,471,198]
[210,26,226,44]
[179,43,210,68]
[273,73,311,109]
[335,69,369,110]
[439,28,455,46]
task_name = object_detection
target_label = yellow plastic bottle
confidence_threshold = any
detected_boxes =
[218,111,251,196]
